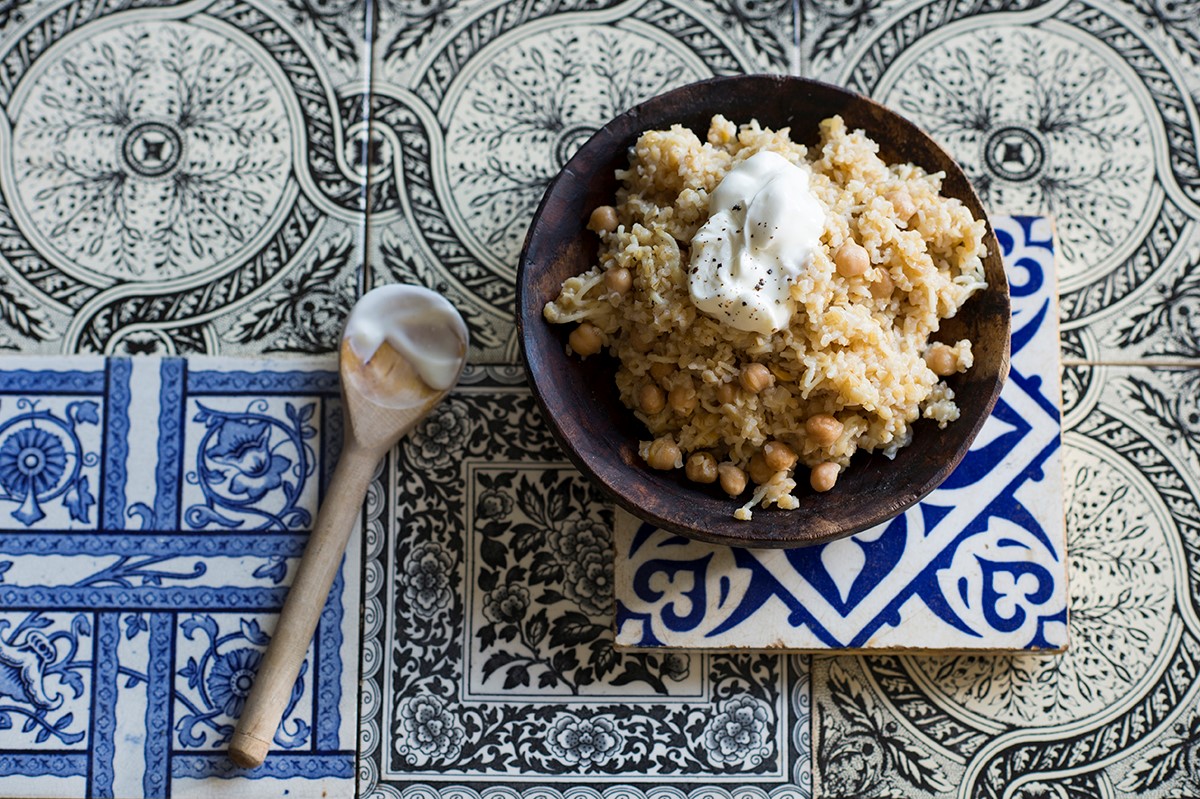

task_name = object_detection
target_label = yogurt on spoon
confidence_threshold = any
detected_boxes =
[342,285,470,400]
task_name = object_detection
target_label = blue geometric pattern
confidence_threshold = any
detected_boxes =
[0,357,354,798]
[615,215,1067,651]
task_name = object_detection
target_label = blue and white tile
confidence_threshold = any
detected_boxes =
[364,0,797,363]
[0,0,369,357]
[614,215,1065,651]
[356,366,811,798]
[0,355,358,799]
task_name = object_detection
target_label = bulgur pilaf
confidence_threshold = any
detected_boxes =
[544,115,988,519]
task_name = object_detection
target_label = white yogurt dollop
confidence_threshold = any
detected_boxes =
[688,151,826,334]
[343,285,468,390]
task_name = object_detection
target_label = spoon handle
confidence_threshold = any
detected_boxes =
[228,441,378,769]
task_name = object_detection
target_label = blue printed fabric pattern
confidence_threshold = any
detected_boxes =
[615,215,1067,651]
[0,357,355,799]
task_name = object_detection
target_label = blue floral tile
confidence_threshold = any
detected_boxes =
[0,0,369,357]
[364,0,797,363]
[356,366,811,798]
[613,215,1066,651]
[0,355,358,799]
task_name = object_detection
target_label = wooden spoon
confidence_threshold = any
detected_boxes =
[229,287,467,769]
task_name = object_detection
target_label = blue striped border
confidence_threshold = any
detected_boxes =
[89,613,119,797]
[0,586,288,610]
[0,753,88,777]
[170,753,354,779]
[321,396,342,502]
[186,370,339,395]
[0,532,307,557]
[316,565,344,749]
[143,613,173,798]
[0,370,103,393]
[154,359,186,531]
[102,359,131,529]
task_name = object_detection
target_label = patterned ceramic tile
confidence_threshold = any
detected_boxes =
[802,0,1200,365]
[1079,230,1200,365]
[810,361,1200,798]
[0,355,359,798]
[0,0,370,357]
[356,366,812,798]
[613,215,1066,651]
[363,0,798,363]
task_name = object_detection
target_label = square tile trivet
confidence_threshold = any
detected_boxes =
[0,356,357,799]
[615,215,1066,652]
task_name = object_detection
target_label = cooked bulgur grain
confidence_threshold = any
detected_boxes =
[544,115,987,519]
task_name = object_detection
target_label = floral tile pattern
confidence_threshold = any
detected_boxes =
[614,216,1066,651]
[363,0,797,363]
[2,0,1199,798]
[0,356,358,798]
[802,0,1200,365]
[800,2,1200,794]
[812,363,1200,798]
[0,0,369,357]
[356,366,811,797]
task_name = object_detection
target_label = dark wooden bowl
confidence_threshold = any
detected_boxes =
[517,75,1010,549]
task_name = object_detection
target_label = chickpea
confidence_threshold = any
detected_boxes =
[805,414,844,447]
[739,363,774,394]
[638,383,666,414]
[605,267,632,295]
[925,343,957,377]
[810,461,840,492]
[668,383,698,415]
[748,452,775,485]
[568,322,602,357]
[835,241,870,278]
[870,268,894,299]
[763,440,798,472]
[718,462,748,497]
[649,361,674,383]
[629,325,656,352]
[716,381,737,405]
[685,452,718,484]
[588,205,619,234]
[645,437,681,470]
[887,190,916,222]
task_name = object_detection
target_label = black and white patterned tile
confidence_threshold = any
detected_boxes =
[811,362,1200,798]
[802,0,1200,365]
[357,367,812,798]
[0,0,371,357]
[363,0,798,362]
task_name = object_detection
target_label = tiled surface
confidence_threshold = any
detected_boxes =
[0,0,368,357]
[798,1,1200,796]
[614,216,1065,651]
[812,364,1200,797]
[803,0,1200,366]
[363,0,798,362]
[357,366,811,795]
[0,356,358,798]
[2,0,1200,798]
